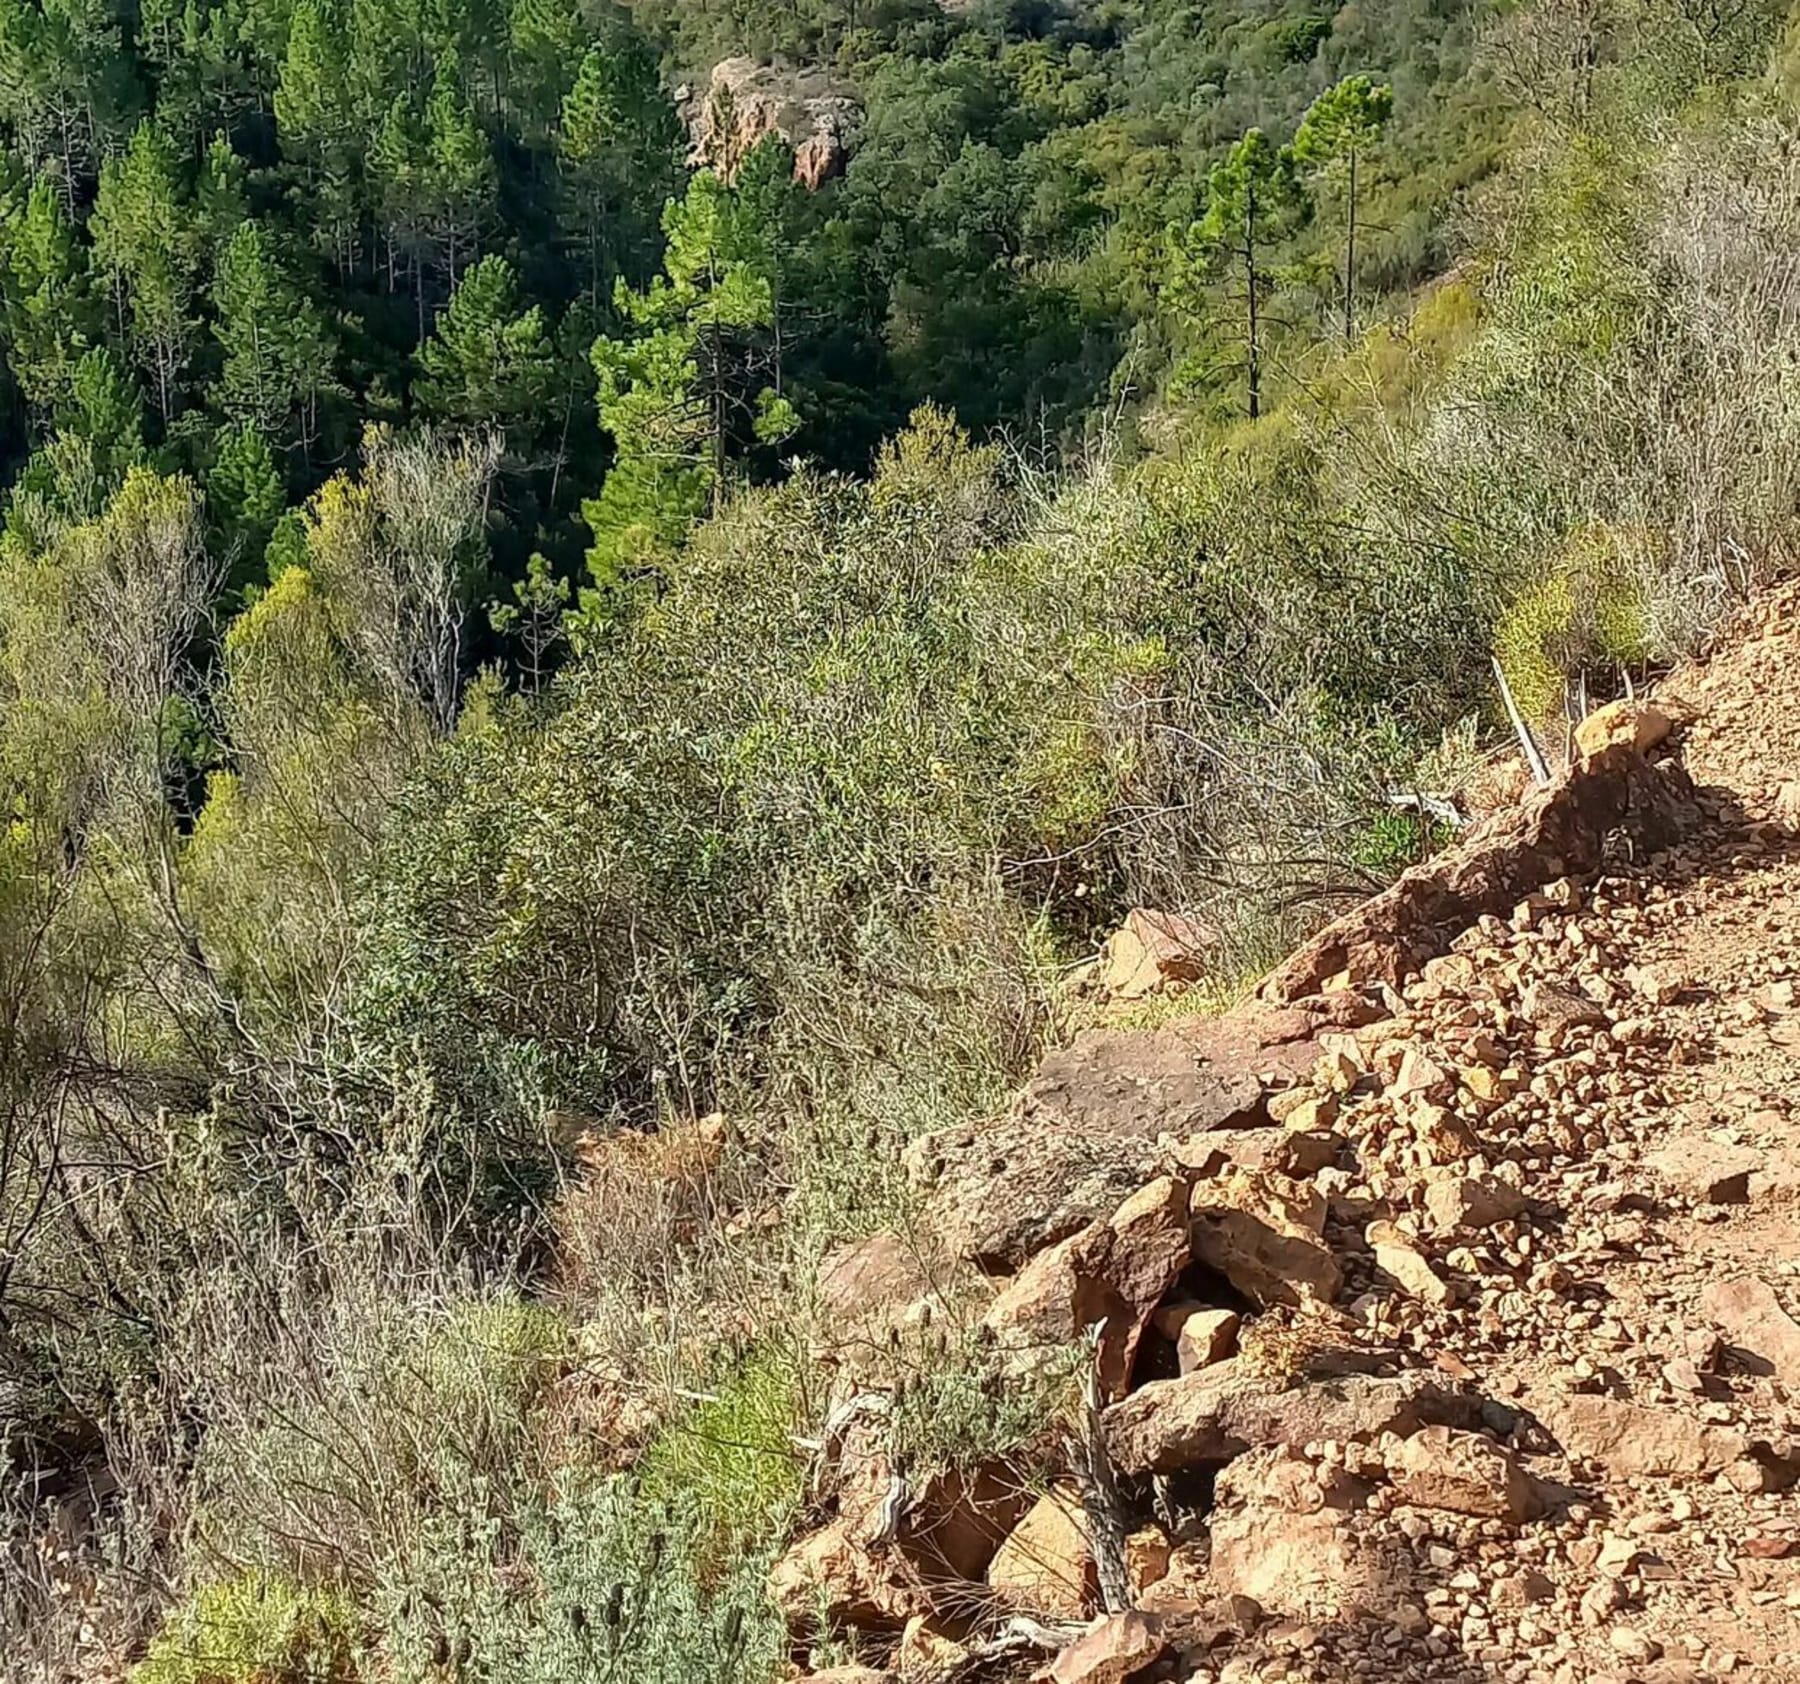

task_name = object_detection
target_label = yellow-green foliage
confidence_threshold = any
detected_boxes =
[134,1574,357,1684]
[1495,523,1653,723]
[638,1344,806,1570]
[413,1296,566,1428]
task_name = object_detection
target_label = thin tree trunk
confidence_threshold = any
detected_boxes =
[1343,148,1357,344]
[1245,179,1260,421]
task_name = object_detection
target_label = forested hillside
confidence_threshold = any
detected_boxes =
[0,0,1497,603]
[3,0,1799,1670]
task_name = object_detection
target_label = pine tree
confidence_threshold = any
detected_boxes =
[556,40,680,302]
[584,170,798,586]
[414,253,554,450]
[274,0,360,272]
[0,173,98,419]
[1294,76,1393,342]
[422,56,494,285]
[89,120,202,421]
[1193,129,1309,420]
[211,220,334,449]
[207,420,286,591]
[61,344,144,479]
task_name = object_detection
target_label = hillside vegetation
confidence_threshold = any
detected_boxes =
[3,0,1800,1673]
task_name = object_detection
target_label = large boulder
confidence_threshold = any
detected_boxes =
[986,1487,1095,1618]
[1206,1448,1393,1622]
[1096,908,1215,998]
[1541,1393,1764,1481]
[1102,1358,1477,1475]
[1048,1612,1166,1684]
[902,1121,1163,1271]
[1189,1168,1342,1307]
[1387,1426,1546,1521]
[983,1176,1191,1396]
[1023,1004,1333,1140]
[1703,1275,1800,1382]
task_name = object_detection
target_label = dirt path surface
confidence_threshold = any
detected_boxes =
[783,587,1800,1684]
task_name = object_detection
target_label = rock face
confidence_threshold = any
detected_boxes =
[1260,741,1698,1002]
[684,59,861,187]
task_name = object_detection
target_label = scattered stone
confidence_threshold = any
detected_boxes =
[1366,1220,1453,1307]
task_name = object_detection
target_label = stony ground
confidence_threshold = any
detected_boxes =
[783,586,1800,1684]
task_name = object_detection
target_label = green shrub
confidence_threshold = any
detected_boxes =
[134,1574,357,1684]
[637,1343,808,1569]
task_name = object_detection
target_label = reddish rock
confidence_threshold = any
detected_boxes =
[1207,1448,1391,1621]
[902,1121,1161,1270]
[1366,1220,1452,1308]
[1646,1137,1762,1205]
[1387,1426,1546,1521]
[1190,1168,1342,1308]
[1574,699,1672,759]
[1103,1359,1476,1475]
[1422,1175,1526,1232]
[1153,1303,1241,1373]
[1048,1612,1167,1684]
[982,1175,1190,1396]
[768,1520,907,1631]
[1543,1394,1755,1481]
[817,1230,931,1328]
[1097,908,1214,998]
[1260,744,1698,1003]
[986,1487,1094,1617]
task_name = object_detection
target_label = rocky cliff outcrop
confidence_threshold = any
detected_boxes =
[682,58,861,189]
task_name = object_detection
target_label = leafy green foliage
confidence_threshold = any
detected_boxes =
[133,1574,358,1684]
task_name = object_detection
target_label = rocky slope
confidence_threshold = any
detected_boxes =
[776,585,1800,1684]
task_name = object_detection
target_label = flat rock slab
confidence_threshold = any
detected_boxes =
[1702,1275,1800,1384]
[1102,1358,1478,1475]
[1542,1393,1755,1481]
[1644,1134,1763,1205]
[902,1122,1161,1270]
[1023,1005,1330,1140]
